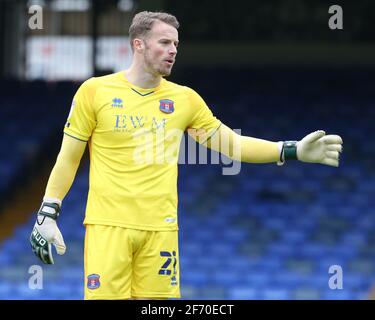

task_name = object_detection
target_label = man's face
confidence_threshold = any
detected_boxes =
[141,21,179,77]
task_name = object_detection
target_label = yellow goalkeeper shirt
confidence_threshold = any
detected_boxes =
[64,71,221,231]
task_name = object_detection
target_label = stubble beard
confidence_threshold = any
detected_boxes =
[144,51,171,78]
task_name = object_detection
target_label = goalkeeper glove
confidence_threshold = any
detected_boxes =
[30,200,66,264]
[279,130,343,167]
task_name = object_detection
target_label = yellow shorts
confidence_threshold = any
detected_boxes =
[84,224,180,300]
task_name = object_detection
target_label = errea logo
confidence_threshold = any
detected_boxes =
[112,98,123,108]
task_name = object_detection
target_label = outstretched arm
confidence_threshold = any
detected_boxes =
[193,124,343,167]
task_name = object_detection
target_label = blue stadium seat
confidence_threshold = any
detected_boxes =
[293,288,322,300]
[0,251,13,266]
[322,289,355,300]
[260,288,291,300]
[14,283,45,300]
[274,271,304,288]
[228,287,259,299]
[266,243,295,258]
[182,270,210,287]
[0,283,12,299]
[243,271,271,288]
[211,269,243,286]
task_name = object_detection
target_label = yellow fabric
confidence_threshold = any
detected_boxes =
[84,225,180,299]
[63,71,221,231]
[205,124,280,163]
[44,134,86,201]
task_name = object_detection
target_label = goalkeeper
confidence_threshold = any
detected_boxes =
[30,11,343,300]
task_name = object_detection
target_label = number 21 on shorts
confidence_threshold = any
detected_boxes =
[159,251,177,275]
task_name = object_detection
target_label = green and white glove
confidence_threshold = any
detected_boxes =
[279,130,343,167]
[30,200,66,264]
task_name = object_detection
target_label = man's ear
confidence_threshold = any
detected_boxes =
[133,38,144,52]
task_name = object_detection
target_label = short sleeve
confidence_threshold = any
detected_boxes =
[64,78,97,141]
[185,87,221,143]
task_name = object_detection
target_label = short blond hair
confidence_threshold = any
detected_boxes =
[129,11,179,50]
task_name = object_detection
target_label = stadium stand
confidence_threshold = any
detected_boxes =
[0,67,374,299]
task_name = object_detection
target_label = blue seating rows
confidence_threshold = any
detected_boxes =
[0,69,374,299]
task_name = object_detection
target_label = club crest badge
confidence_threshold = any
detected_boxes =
[87,274,100,289]
[159,99,174,114]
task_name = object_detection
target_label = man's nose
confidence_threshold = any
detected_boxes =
[169,45,177,55]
